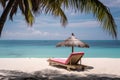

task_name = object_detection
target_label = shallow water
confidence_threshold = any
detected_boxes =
[0,40,120,58]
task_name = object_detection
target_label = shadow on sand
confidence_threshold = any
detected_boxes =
[0,69,120,80]
[50,64,94,72]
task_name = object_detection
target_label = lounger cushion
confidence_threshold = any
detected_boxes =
[48,52,84,65]
[49,58,66,64]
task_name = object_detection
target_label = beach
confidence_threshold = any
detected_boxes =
[0,58,120,80]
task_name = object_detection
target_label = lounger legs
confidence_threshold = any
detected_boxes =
[66,65,85,71]
[67,67,71,71]
[48,61,85,71]
[49,62,52,65]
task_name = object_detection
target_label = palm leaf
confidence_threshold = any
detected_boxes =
[0,0,15,35]
[24,0,34,26]
[18,0,25,15]
[67,0,117,38]
[0,0,117,38]
[0,0,8,8]
[9,0,18,21]
[31,0,40,14]
[39,0,67,26]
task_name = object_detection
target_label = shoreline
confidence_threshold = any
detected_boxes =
[0,58,120,79]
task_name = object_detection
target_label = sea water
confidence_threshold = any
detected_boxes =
[0,40,120,58]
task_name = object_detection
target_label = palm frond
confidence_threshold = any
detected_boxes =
[0,0,8,8]
[67,0,117,38]
[31,0,40,14]
[0,0,15,36]
[24,0,34,26]
[89,0,117,38]
[0,0,117,38]
[40,0,67,26]
[9,0,18,21]
[18,0,25,15]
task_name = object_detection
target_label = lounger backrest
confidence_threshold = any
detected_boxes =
[65,52,84,65]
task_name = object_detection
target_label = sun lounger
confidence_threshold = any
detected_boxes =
[47,52,85,71]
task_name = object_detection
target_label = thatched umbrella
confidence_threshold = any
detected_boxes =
[56,33,89,52]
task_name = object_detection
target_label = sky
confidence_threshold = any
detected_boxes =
[0,0,120,40]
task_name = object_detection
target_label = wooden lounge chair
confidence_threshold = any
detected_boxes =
[47,52,85,71]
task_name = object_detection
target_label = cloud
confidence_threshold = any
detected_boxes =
[33,15,100,28]
[100,0,120,7]
[65,20,100,28]
[70,12,76,16]
[1,27,64,40]
[27,28,49,36]
[3,28,47,36]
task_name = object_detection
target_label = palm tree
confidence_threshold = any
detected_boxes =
[0,0,117,38]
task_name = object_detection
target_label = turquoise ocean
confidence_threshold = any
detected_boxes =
[0,40,120,58]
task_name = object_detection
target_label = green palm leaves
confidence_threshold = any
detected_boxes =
[38,0,68,26]
[0,0,117,38]
[65,0,117,38]
[9,0,34,25]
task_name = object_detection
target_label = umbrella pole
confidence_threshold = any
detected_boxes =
[72,46,74,53]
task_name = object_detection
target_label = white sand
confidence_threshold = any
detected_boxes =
[0,58,120,77]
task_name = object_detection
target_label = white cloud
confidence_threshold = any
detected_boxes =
[67,20,100,27]
[70,12,78,16]
[33,15,100,28]
[100,0,120,7]
[27,28,49,36]
[1,27,65,40]
[33,19,61,28]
